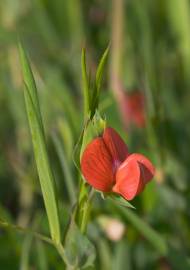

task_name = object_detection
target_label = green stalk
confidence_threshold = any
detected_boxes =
[76,178,94,234]
[55,243,67,263]
[79,189,94,234]
[53,133,76,205]
[109,0,128,128]
[111,204,168,256]
[109,0,124,96]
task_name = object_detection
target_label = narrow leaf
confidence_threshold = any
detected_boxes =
[19,43,61,244]
[81,48,91,118]
[52,133,76,205]
[96,46,109,94]
[20,234,33,270]
[36,241,48,270]
[91,46,109,116]
[18,43,42,126]
[73,126,86,170]
[112,204,168,256]
[108,194,135,209]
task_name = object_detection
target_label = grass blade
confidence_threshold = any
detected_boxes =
[19,43,61,244]
[81,48,91,118]
[36,240,48,270]
[111,204,168,256]
[20,234,33,270]
[96,46,109,95]
[52,133,76,205]
[91,46,109,116]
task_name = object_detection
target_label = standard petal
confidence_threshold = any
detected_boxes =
[113,155,141,200]
[113,153,155,200]
[103,127,129,166]
[81,137,115,192]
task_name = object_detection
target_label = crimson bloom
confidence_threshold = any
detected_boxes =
[81,127,155,200]
[120,91,145,129]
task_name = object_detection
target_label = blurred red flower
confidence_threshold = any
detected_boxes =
[81,127,155,200]
[121,91,145,129]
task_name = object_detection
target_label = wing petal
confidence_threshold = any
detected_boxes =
[113,153,155,200]
[113,155,141,200]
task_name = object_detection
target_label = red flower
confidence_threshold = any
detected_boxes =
[121,91,145,129]
[81,127,155,200]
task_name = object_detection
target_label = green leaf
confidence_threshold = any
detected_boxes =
[73,126,85,170]
[52,133,76,205]
[58,118,74,161]
[91,46,109,116]
[20,234,33,270]
[19,43,61,244]
[112,204,168,256]
[18,42,42,128]
[108,194,135,209]
[63,220,96,269]
[81,48,91,118]
[96,46,109,94]
[113,241,131,270]
[97,239,112,270]
[168,247,190,270]
[80,111,106,159]
[36,241,48,270]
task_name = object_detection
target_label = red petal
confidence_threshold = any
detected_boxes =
[122,92,145,128]
[113,155,141,200]
[81,137,114,192]
[113,154,155,200]
[131,153,155,184]
[103,127,129,166]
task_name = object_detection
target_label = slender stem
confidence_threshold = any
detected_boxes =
[55,243,66,262]
[80,201,91,234]
[77,179,87,230]
[0,219,54,245]
[110,0,124,96]
[110,0,128,129]
[79,188,94,234]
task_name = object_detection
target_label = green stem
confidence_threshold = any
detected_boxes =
[55,243,66,262]
[80,200,91,234]
[0,219,54,245]
[110,0,124,95]
[77,183,94,234]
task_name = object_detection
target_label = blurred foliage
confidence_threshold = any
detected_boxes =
[0,0,190,269]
